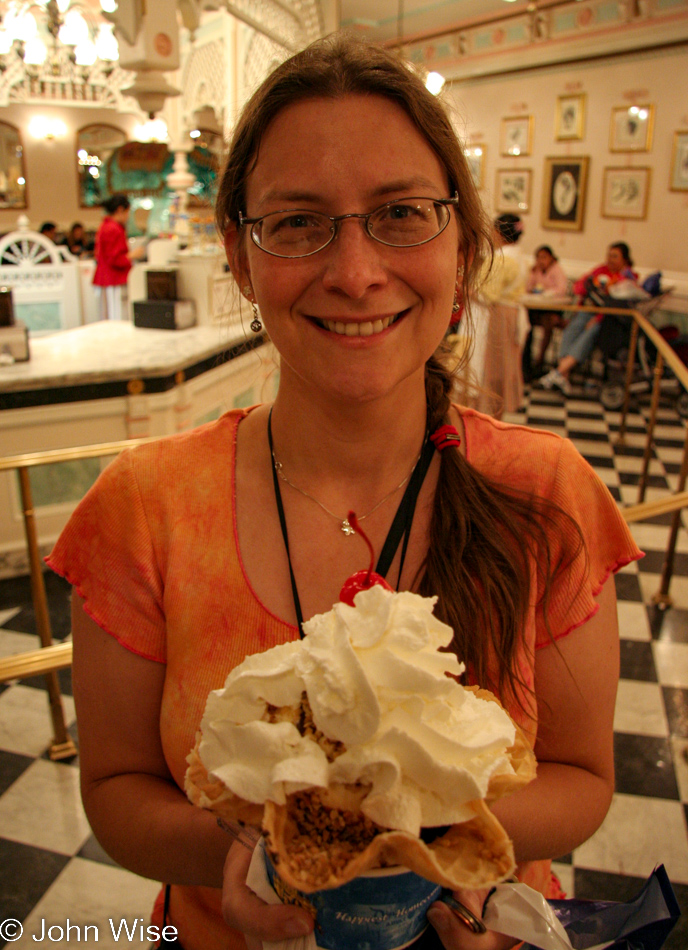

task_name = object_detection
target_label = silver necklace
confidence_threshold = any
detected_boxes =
[271,452,421,535]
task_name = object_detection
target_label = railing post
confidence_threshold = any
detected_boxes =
[653,426,688,609]
[617,319,639,448]
[638,350,664,504]
[17,467,77,760]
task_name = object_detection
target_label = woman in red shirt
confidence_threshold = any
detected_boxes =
[540,242,637,394]
[93,194,143,321]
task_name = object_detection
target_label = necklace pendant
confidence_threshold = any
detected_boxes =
[340,518,356,536]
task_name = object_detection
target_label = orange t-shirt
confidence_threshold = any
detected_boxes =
[47,406,642,950]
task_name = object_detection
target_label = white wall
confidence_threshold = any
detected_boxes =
[447,45,688,273]
[0,104,141,235]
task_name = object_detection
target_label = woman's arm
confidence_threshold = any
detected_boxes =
[490,573,618,861]
[427,575,619,949]
[72,594,230,886]
[550,263,570,296]
[525,267,539,292]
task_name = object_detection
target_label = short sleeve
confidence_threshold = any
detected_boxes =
[534,436,642,648]
[46,449,166,662]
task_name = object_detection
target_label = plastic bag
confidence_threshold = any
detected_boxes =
[484,865,680,950]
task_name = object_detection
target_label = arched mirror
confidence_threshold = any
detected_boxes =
[0,122,27,210]
[77,124,127,207]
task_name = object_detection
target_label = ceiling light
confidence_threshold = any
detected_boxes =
[425,71,445,95]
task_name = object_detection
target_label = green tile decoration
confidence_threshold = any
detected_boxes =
[195,408,223,426]
[22,458,103,508]
[554,11,577,32]
[233,388,255,409]
[597,2,621,22]
[507,24,527,42]
[15,302,61,332]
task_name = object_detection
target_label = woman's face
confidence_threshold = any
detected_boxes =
[606,246,626,273]
[231,94,461,405]
[536,249,553,270]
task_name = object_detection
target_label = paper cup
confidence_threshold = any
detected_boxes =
[265,848,441,950]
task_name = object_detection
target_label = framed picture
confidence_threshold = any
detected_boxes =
[609,105,654,152]
[500,116,533,157]
[541,156,590,231]
[495,169,532,213]
[555,94,586,141]
[464,145,486,189]
[601,167,651,219]
[670,130,688,192]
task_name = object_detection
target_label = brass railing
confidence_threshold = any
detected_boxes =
[0,438,154,759]
[564,304,688,607]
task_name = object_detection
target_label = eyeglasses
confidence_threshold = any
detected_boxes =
[237,194,459,258]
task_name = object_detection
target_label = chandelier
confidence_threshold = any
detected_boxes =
[0,0,119,80]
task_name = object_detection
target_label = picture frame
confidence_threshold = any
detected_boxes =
[609,104,654,153]
[500,116,533,157]
[601,166,651,220]
[541,156,590,231]
[669,130,688,192]
[555,94,586,141]
[495,169,532,213]
[464,145,486,189]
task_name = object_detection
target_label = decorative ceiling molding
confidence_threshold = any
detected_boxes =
[390,0,688,82]
[223,0,322,51]
[0,58,138,110]
[180,36,226,131]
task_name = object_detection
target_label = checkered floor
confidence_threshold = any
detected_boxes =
[1,385,687,948]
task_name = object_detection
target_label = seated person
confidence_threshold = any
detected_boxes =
[65,222,89,257]
[540,242,637,395]
[522,245,569,380]
[39,221,58,243]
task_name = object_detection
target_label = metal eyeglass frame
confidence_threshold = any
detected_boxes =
[237,193,460,258]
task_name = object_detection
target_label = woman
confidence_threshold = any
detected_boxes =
[92,194,144,320]
[48,36,640,950]
[523,246,569,380]
[471,213,528,417]
[65,222,88,258]
[540,242,637,395]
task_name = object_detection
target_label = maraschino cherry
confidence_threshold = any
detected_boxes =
[339,511,392,606]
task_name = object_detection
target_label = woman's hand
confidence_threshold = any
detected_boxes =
[221,842,314,950]
[427,889,518,950]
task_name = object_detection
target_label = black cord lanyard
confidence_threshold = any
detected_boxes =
[267,408,436,635]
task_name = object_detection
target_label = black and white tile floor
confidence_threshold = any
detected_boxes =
[0,386,687,948]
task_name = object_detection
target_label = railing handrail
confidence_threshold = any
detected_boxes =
[0,436,158,473]
[569,304,688,395]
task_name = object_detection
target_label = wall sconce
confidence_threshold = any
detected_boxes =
[28,117,68,139]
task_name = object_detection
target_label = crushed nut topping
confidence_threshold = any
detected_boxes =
[264,693,346,762]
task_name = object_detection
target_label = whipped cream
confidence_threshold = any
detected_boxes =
[198,585,517,836]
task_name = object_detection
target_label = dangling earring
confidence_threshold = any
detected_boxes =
[452,265,464,313]
[250,302,262,333]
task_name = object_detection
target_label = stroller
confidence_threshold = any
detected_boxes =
[575,273,688,418]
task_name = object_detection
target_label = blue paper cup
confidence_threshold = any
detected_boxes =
[264,846,441,950]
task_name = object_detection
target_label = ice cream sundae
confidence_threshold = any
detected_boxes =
[186,521,535,894]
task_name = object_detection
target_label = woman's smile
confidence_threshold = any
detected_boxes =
[309,310,407,337]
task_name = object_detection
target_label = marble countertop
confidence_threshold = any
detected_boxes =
[0,322,254,393]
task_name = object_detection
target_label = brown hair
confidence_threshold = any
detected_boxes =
[215,33,584,710]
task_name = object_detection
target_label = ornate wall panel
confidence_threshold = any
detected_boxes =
[398,0,688,81]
